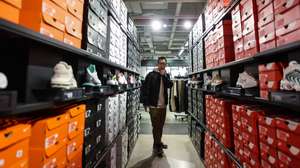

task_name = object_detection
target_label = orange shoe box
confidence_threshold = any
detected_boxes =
[0,0,22,24]
[0,124,31,168]
[64,33,81,48]
[66,151,82,168]
[30,145,67,168]
[65,13,82,39]
[66,0,84,20]
[20,0,66,41]
[66,104,85,139]
[67,134,83,162]
[30,113,69,157]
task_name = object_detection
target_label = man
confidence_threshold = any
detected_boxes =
[143,57,173,157]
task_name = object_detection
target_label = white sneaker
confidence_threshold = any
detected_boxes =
[281,61,300,91]
[236,72,257,89]
[0,72,8,89]
[83,64,102,87]
[107,75,118,86]
[117,73,127,85]
[51,61,77,89]
[211,74,223,86]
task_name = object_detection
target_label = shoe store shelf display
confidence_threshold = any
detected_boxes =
[186,0,300,168]
[0,0,142,168]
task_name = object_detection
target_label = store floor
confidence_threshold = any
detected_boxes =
[127,107,204,168]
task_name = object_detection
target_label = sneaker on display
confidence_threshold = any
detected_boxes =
[107,75,118,86]
[117,72,127,85]
[236,72,258,89]
[0,72,8,89]
[211,74,223,86]
[51,61,77,89]
[129,75,136,84]
[83,64,102,87]
[281,61,300,91]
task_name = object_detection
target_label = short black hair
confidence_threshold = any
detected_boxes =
[157,57,167,63]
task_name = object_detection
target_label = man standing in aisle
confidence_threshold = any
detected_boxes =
[143,57,173,157]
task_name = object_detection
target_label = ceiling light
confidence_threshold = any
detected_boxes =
[183,21,192,29]
[163,24,167,28]
[152,20,162,31]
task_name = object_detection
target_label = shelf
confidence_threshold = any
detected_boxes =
[189,41,300,76]
[0,19,140,75]
[191,0,241,49]
[201,89,300,112]
[186,111,243,168]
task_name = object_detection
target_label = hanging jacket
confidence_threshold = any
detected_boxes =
[143,69,173,107]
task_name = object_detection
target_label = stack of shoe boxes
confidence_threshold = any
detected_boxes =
[192,45,198,71]
[20,0,84,48]
[206,96,233,150]
[197,41,204,71]
[109,16,127,67]
[128,18,138,45]
[84,99,106,168]
[120,0,127,30]
[119,92,127,131]
[0,0,22,24]
[204,132,231,168]
[192,89,197,116]
[105,143,117,168]
[258,62,283,99]
[257,0,276,52]
[194,126,203,156]
[127,40,140,72]
[105,96,120,145]
[204,0,232,29]
[188,31,193,73]
[107,0,120,17]
[197,91,204,122]
[232,0,259,60]
[232,104,263,168]
[117,128,128,168]
[29,112,70,167]
[82,0,108,57]
[205,20,234,68]
[275,0,300,46]
[0,124,31,167]
[192,14,203,45]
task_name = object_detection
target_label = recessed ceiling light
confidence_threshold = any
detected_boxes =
[163,24,167,28]
[152,20,162,31]
[183,21,192,29]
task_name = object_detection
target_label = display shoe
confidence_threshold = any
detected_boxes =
[51,61,77,89]
[83,64,102,87]
[0,72,8,89]
[211,74,223,86]
[236,72,258,89]
[107,75,118,85]
[281,61,300,91]
[117,73,127,85]
[129,75,136,84]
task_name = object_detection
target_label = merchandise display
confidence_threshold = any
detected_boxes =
[83,64,102,87]
[236,71,258,89]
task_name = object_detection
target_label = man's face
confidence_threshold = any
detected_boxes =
[158,59,167,71]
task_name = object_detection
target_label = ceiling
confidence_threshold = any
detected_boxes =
[124,0,207,62]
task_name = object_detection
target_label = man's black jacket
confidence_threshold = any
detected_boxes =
[143,70,173,107]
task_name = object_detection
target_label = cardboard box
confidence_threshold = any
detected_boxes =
[30,145,66,168]
[276,116,300,134]
[277,129,300,148]
[274,0,300,14]
[243,31,259,58]
[277,26,300,46]
[20,0,66,41]
[67,134,83,161]
[243,15,257,36]
[241,0,257,21]
[30,113,69,157]
[275,5,300,35]
[259,125,277,147]
[258,3,275,28]
[232,9,242,27]
[0,0,21,24]
[66,151,82,168]
[65,13,82,39]
[234,38,245,60]
[278,139,300,159]
[260,90,269,99]
[66,0,83,20]
[259,22,276,52]
[67,105,85,139]
[64,33,81,48]
[278,150,300,168]
[257,0,273,12]
[0,124,31,168]
[259,71,283,90]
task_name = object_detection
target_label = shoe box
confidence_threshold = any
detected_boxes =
[82,0,107,56]
[19,0,84,48]
[205,96,233,148]
[119,0,127,29]
[259,62,284,99]
[197,41,204,71]
[105,143,117,168]
[118,93,127,130]
[0,0,22,24]
[127,41,140,72]
[275,1,300,46]
[192,14,203,45]
[192,89,197,116]
[204,0,231,29]
[0,124,31,168]
[192,46,198,71]
[197,91,204,122]
[127,17,138,43]
[116,128,128,168]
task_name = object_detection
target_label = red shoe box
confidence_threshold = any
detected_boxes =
[243,147,260,168]
[278,139,300,159]
[242,132,259,154]
[240,0,257,22]
[278,151,300,168]
[243,15,257,36]
[277,28,300,46]
[261,159,273,168]
[216,20,233,38]
[234,38,245,60]
[233,24,243,41]
[260,90,269,99]
[274,0,300,14]
[258,115,277,127]
[259,71,283,90]
[276,117,300,134]
[259,21,276,52]
[232,9,242,28]
[277,129,300,151]
[258,3,275,28]
[260,142,278,166]
[257,0,273,12]
[259,62,283,72]
[243,31,259,58]
[259,125,277,147]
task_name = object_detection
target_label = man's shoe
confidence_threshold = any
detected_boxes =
[83,64,102,87]
[236,71,257,89]
[281,61,300,91]
[51,61,77,89]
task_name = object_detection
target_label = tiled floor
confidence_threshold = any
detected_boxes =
[127,135,205,168]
